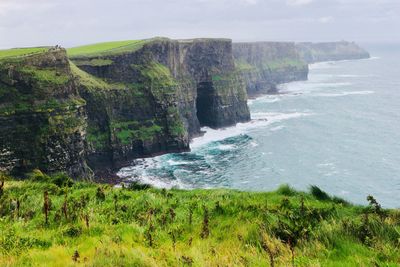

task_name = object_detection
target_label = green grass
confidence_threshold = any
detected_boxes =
[67,40,150,58]
[263,58,306,70]
[132,61,178,88]
[73,58,114,67]
[0,172,399,266]
[0,47,48,60]
[0,96,86,116]
[70,61,125,90]
[19,66,70,85]
[86,125,110,150]
[111,120,163,144]
[235,60,257,71]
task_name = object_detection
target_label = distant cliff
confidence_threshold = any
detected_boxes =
[233,42,309,97]
[0,38,250,178]
[296,41,370,63]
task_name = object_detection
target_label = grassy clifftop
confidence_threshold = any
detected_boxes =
[0,172,399,266]
[0,47,49,60]
[67,39,164,58]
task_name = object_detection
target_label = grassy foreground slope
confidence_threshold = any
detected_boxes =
[0,172,399,266]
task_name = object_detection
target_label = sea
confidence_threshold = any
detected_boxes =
[118,44,400,208]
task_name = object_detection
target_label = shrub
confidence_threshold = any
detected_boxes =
[309,185,331,201]
[332,196,350,206]
[63,225,82,238]
[96,187,106,201]
[50,173,74,188]
[28,169,50,182]
[128,181,152,191]
[277,184,297,196]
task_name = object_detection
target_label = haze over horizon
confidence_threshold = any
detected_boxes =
[0,0,399,49]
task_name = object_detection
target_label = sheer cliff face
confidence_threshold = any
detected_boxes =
[296,41,370,63]
[0,50,91,178]
[179,39,250,128]
[71,38,250,175]
[233,42,309,97]
[73,38,249,130]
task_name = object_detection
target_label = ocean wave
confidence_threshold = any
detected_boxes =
[278,82,352,95]
[166,159,192,166]
[309,57,379,70]
[313,90,374,97]
[217,144,237,150]
[118,157,195,189]
[309,61,339,70]
[270,125,285,132]
[129,173,189,189]
[249,95,281,105]
[191,112,313,149]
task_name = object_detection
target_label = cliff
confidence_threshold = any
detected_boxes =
[233,42,309,97]
[0,48,92,178]
[69,38,250,174]
[296,41,370,63]
[0,38,250,178]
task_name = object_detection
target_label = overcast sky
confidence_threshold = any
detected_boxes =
[0,0,399,49]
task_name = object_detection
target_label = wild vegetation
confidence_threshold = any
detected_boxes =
[70,61,125,90]
[0,171,399,266]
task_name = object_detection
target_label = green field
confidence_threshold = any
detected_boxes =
[67,40,151,58]
[1,171,399,266]
[0,47,48,60]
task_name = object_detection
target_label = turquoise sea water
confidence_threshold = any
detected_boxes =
[118,45,400,208]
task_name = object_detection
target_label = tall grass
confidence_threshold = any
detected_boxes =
[0,173,399,266]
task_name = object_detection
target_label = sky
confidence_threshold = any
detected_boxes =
[0,0,399,49]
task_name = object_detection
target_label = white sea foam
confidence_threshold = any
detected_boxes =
[191,112,313,149]
[133,174,188,189]
[309,61,339,70]
[217,144,236,150]
[278,82,352,96]
[336,74,364,78]
[314,90,374,97]
[166,159,191,166]
[118,158,192,189]
[250,141,259,147]
[310,58,372,70]
[270,125,285,132]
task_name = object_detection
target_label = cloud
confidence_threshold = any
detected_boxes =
[0,0,399,47]
[318,16,334,23]
[286,0,314,6]
[242,0,258,5]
